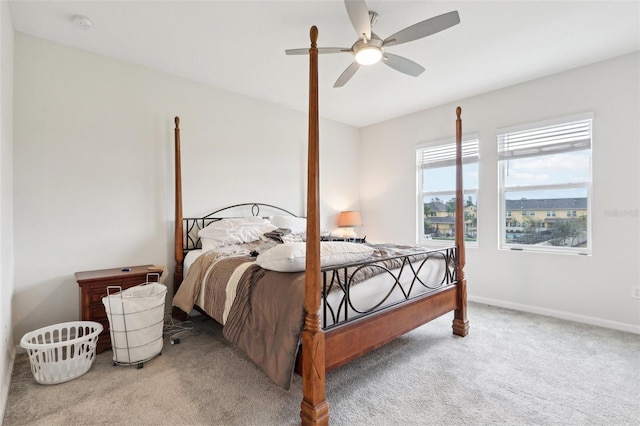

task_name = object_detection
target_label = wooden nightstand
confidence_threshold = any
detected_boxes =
[75,265,164,354]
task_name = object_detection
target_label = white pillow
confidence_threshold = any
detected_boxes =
[269,215,307,235]
[199,218,276,250]
[256,242,374,272]
[198,217,271,238]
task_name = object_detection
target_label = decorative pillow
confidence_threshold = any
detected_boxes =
[256,242,374,272]
[199,218,276,250]
[269,215,307,235]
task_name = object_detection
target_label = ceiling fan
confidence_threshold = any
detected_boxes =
[285,0,460,88]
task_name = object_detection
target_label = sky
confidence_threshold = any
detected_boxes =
[423,150,590,202]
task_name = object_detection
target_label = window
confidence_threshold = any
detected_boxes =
[498,114,592,254]
[417,135,479,245]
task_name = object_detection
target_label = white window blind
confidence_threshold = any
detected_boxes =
[417,137,479,169]
[498,118,592,160]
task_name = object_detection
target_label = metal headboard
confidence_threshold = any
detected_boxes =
[183,202,299,252]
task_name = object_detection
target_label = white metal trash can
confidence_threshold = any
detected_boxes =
[102,276,166,368]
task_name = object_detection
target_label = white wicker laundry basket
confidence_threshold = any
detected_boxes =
[102,282,167,367]
[20,321,103,385]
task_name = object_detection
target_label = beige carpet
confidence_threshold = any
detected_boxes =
[4,302,640,425]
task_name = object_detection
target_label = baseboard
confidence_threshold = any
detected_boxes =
[469,295,640,334]
[0,345,17,422]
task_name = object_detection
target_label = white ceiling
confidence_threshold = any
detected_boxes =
[8,0,640,128]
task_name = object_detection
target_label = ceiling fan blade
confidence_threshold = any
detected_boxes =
[344,0,371,40]
[285,47,351,55]
[383,11,460,47]
[334,62,361,88]
[382,53,425,77]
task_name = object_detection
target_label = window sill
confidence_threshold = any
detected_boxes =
[500,245,591,256]
[419,240,478,249]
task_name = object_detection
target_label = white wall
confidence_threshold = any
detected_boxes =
[0,0,14,415]
[9,28,638,378]
[361,52,640,332]
[12,34,360,346]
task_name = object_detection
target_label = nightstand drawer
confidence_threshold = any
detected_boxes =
[86,281,146,305]
[88,291,105,306]
[89,304,108,321]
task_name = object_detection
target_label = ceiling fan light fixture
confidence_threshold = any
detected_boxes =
[355,45,382,65]
[353,37,384,65]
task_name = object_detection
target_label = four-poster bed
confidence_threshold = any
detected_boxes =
[171,26,468,426]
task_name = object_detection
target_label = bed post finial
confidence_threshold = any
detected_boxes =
[310,25,318,45]
[456,106,461,119]
[174,116,180,128]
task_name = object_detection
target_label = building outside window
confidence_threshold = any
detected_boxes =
[498,113,592,254]
[417,135,479,245]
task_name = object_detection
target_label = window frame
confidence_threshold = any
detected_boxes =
[416,134,479,247]
[497,113,593,255]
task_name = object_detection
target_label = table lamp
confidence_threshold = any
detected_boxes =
[337,211,362,238]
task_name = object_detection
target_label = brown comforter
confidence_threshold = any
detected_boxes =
[172,242,451,389]
[223,266,305,389]
[173,252,305,389]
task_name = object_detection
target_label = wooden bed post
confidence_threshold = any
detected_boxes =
[174,116,184,287]
[173,117,186,319]
[452,107,469,337]
[300,25,329,426]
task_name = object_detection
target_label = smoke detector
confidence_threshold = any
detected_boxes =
[71,14,92,31]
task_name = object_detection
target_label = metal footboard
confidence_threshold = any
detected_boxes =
[321,246,458,330]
